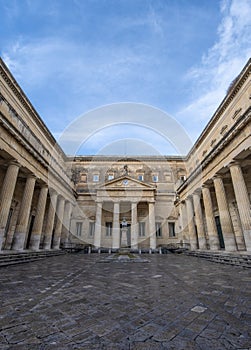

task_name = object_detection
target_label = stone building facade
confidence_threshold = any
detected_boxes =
[0,57,250,252]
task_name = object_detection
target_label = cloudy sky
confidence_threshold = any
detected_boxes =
[1,0,251,155]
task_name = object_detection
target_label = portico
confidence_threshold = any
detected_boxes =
[93,175,156,249]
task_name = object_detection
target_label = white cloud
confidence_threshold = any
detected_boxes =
[177,0,251,140]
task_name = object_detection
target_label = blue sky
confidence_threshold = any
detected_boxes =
[1,0,251,155]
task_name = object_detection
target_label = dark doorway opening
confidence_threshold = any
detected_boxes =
[26,215,35,249]
[215,216,225,249]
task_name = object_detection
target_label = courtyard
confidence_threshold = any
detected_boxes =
[0,253,250,350]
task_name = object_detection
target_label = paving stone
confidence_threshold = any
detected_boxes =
[0,253,250,348]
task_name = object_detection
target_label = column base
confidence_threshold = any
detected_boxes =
[12,232,26,250]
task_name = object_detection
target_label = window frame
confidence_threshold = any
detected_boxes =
[76,222,83,237]
[105,222,113,236]
[155,222,162,237]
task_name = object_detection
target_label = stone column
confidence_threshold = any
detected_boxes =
[131,202,138,249]
[213,175,237,251]
[149,201,156,249]
[186,196,198,250]
[193,191,207,250]
[12,175,36,250]
[112,202,120,249]
[202,185,220,250]
[229,162,251,251]
[61,201,73,246]
[178,201,189,247]
[0,161,20,249]
[43,190,58,250]
[52,196,65,249]
[94,202,102,248]
[29,185,48,250]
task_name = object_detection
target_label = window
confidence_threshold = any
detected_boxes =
[169,222,176,237]
[106,222,112,236]
[93,174,99,182]
[80,174,87,183]
[180,175,186,182]
[156,222,162,237]
[89,222,95,237]
[153,175,158,182]
[108,174,114,180]
[138,174,144,181]
[76,222,82,237]
[139,222,145,237]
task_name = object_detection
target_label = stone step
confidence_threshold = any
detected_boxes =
[186,250,251,268]
[0,250,65,267]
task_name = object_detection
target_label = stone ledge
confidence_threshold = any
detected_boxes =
[185,250,251,268]
[0,250,66,267]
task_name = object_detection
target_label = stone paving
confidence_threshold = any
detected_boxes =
[0,253,250,349]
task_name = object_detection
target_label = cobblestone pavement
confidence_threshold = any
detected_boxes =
[0,253,250,350]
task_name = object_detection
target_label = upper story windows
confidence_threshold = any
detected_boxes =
[108,174,114,181]
[152,175,158,182]
[93,174,99,182]
[138,174,144,181]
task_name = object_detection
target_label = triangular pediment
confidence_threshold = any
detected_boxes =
[98,175,155,190]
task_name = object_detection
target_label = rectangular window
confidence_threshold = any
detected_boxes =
[156,222,162,237]
[169,222,176,237]
[108,174,114,180]
[138,174,144,181]
[106,222,112,236]
[76,222,82,237]
[139,222,145,237]
[153,175,158,182]
[89,222,95,237]
[80,174,87,183]
[93,174,99,182]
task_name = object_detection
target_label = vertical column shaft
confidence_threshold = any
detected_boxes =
[193,191,207,250]
[229,162,251,251]
[112,202,120,249]
[131,202,138,249]
[29,185,48,250]
[94,202,102,248]
[213,176,237,251]
[149,202,156,249]
[12,175,36,250]
[179,201,189,246]
[61,201,73,246]
[52,196,65,249]
[0,161,20,249]
[186,196,198,250]
[202,185,220,250]
[43,190,58,249]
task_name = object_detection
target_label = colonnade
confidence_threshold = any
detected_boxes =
[179,162,251,252]
[93,200,156,249]
[0,160,73,251]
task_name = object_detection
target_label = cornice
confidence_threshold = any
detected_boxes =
[0,57,67,160]
[187,58,251,158]
[176,106,251,194]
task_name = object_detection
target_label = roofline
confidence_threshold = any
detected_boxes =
[0,57,67,159]
[187,57,251,158]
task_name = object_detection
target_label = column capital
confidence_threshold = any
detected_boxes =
[212,174,223,181]
[193,188,202,196]
[228,160,240,168]
[27,173,36,179]
[202,183,210,189]
[49,188,58,196]
[9,160,21,168]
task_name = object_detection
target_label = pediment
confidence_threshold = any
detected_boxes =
[98,175,155,190]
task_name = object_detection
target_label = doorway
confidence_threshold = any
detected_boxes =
[215,216,225,249]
